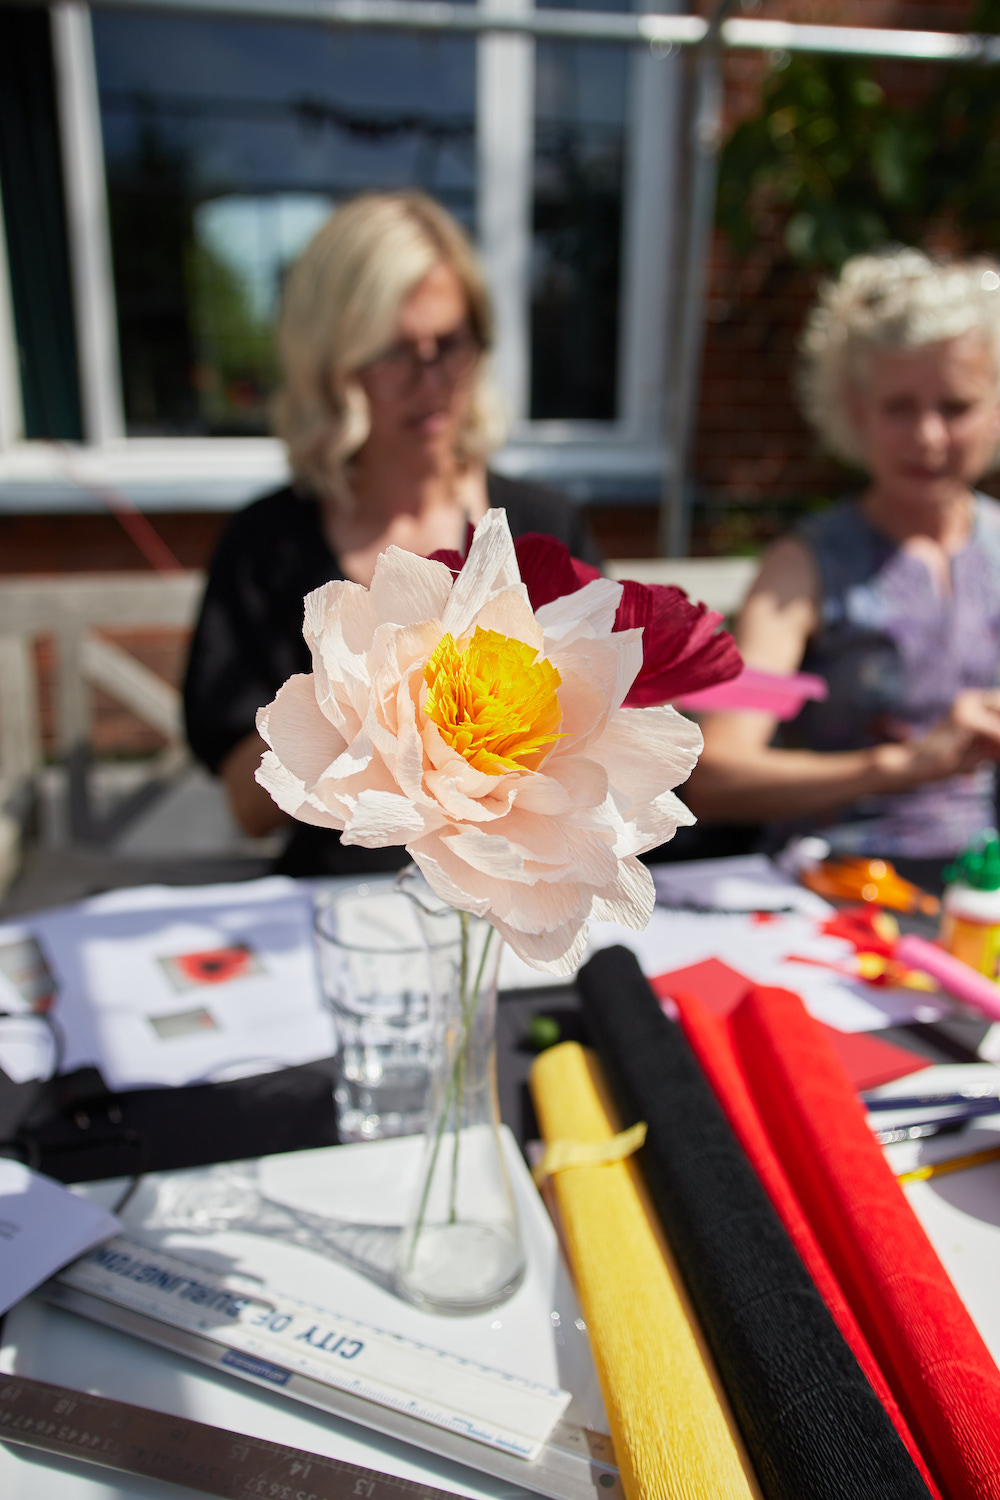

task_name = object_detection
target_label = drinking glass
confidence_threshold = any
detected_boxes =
[314,881,445,1143]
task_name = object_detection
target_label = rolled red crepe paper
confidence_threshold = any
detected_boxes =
[729,984,1000,1500]
[578,949,934,1500]
[671,987,941,1498]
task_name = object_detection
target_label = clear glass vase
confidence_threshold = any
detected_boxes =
[395,875,526,1314]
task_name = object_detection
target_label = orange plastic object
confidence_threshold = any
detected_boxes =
[800,857,940,916]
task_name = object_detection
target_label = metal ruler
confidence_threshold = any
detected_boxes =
[43,1279,620,1500]
[0,1372,469,1498]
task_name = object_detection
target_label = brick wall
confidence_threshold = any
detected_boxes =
[0,511,227,573]
[692,0,989,530]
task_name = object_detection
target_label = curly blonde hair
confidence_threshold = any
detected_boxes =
[798,247,1000,468]
[272,192,507,508]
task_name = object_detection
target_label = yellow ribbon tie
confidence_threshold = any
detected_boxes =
[532,1122,648,1185]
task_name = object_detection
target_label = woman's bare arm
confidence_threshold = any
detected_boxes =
[219,732,290,838]
[685,538,1000,823]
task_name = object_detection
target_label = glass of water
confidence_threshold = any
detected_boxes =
[313,879,459,1143]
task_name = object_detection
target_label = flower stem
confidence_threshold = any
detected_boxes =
[407,916,495,1264]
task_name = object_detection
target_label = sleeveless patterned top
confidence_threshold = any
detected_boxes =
[778,494,1000,858]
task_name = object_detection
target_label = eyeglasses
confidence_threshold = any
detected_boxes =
[361,327,481,398]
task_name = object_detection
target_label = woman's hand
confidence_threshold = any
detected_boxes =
[220,732,290,838]
[950,688,1000,751]
[687,536,1000,823]
[876,690,1000,790]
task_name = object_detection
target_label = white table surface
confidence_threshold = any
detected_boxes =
[0,1131,603,1500]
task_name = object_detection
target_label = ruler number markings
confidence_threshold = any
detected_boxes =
[0,1376,465,1500]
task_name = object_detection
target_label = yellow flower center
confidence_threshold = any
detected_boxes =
[423,627,562,775]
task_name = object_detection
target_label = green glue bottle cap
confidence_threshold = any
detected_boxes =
[945,830,1000,892]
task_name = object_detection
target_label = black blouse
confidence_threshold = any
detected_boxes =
[183,474,598,875]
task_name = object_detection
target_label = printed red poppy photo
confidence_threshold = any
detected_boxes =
[159,944,263,991]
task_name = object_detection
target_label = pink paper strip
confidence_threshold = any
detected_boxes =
[675,664,828,718]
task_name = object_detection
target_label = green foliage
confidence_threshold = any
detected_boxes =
[717,7,1000,271]
[718,56,916,266]
[184,238,278,430]
[922,4,1000,250]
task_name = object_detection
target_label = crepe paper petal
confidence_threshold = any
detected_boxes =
[589,705,703,808]
[428,532,602,606]
[614,580,742,706]
[490,915,590,977]
[675,665,829,718]
[536,578,624,645]
[342,788,439,847]
[368,546,454,628]
[441,507,524,637]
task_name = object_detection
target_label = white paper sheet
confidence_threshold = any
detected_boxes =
[0,928,63,1082]
[585,906,949,1033]
[652,854,833,918]
[0,1160,118,1315]
[0,879,334,1090]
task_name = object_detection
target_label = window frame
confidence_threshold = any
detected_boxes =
[0,0,678,507]
[0,174,22,452]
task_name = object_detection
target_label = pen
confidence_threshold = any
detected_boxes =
[863,1090,1000,1112]
[896,1143,1000,1186]
[869,1100,1000,1142]
[874,1117,974,1146]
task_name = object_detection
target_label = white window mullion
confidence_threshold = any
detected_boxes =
[617,23,682,442]
[51,0,125,445]
[0,173,25,450]
[477,0,535,426]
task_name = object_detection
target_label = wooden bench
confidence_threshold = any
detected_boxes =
[604,557,757,616]
[0,572,205,891]
[0,557,758,896]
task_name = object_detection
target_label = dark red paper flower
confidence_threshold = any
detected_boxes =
[429,532,742,707]
[612,578,742,706]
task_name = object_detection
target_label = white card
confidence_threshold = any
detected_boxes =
[0,1160,119,1314]
[0,880,335,1090]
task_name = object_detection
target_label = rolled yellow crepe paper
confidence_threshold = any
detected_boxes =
[530,1042,761,1500]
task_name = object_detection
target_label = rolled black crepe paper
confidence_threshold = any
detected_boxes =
[576,946,932,1500]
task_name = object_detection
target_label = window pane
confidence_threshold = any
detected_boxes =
[92,11,476,436]
[0,5,82,439]
[531,0,630,422]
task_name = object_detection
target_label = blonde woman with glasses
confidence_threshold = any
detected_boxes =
[184,191,597,876]
[687,249,1000,873]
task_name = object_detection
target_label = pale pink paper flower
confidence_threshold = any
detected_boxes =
[256,509,702,975]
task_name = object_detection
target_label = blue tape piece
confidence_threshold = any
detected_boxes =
[221,1349,292,1386]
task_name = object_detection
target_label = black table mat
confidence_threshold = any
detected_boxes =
[0,1057,340,1182]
